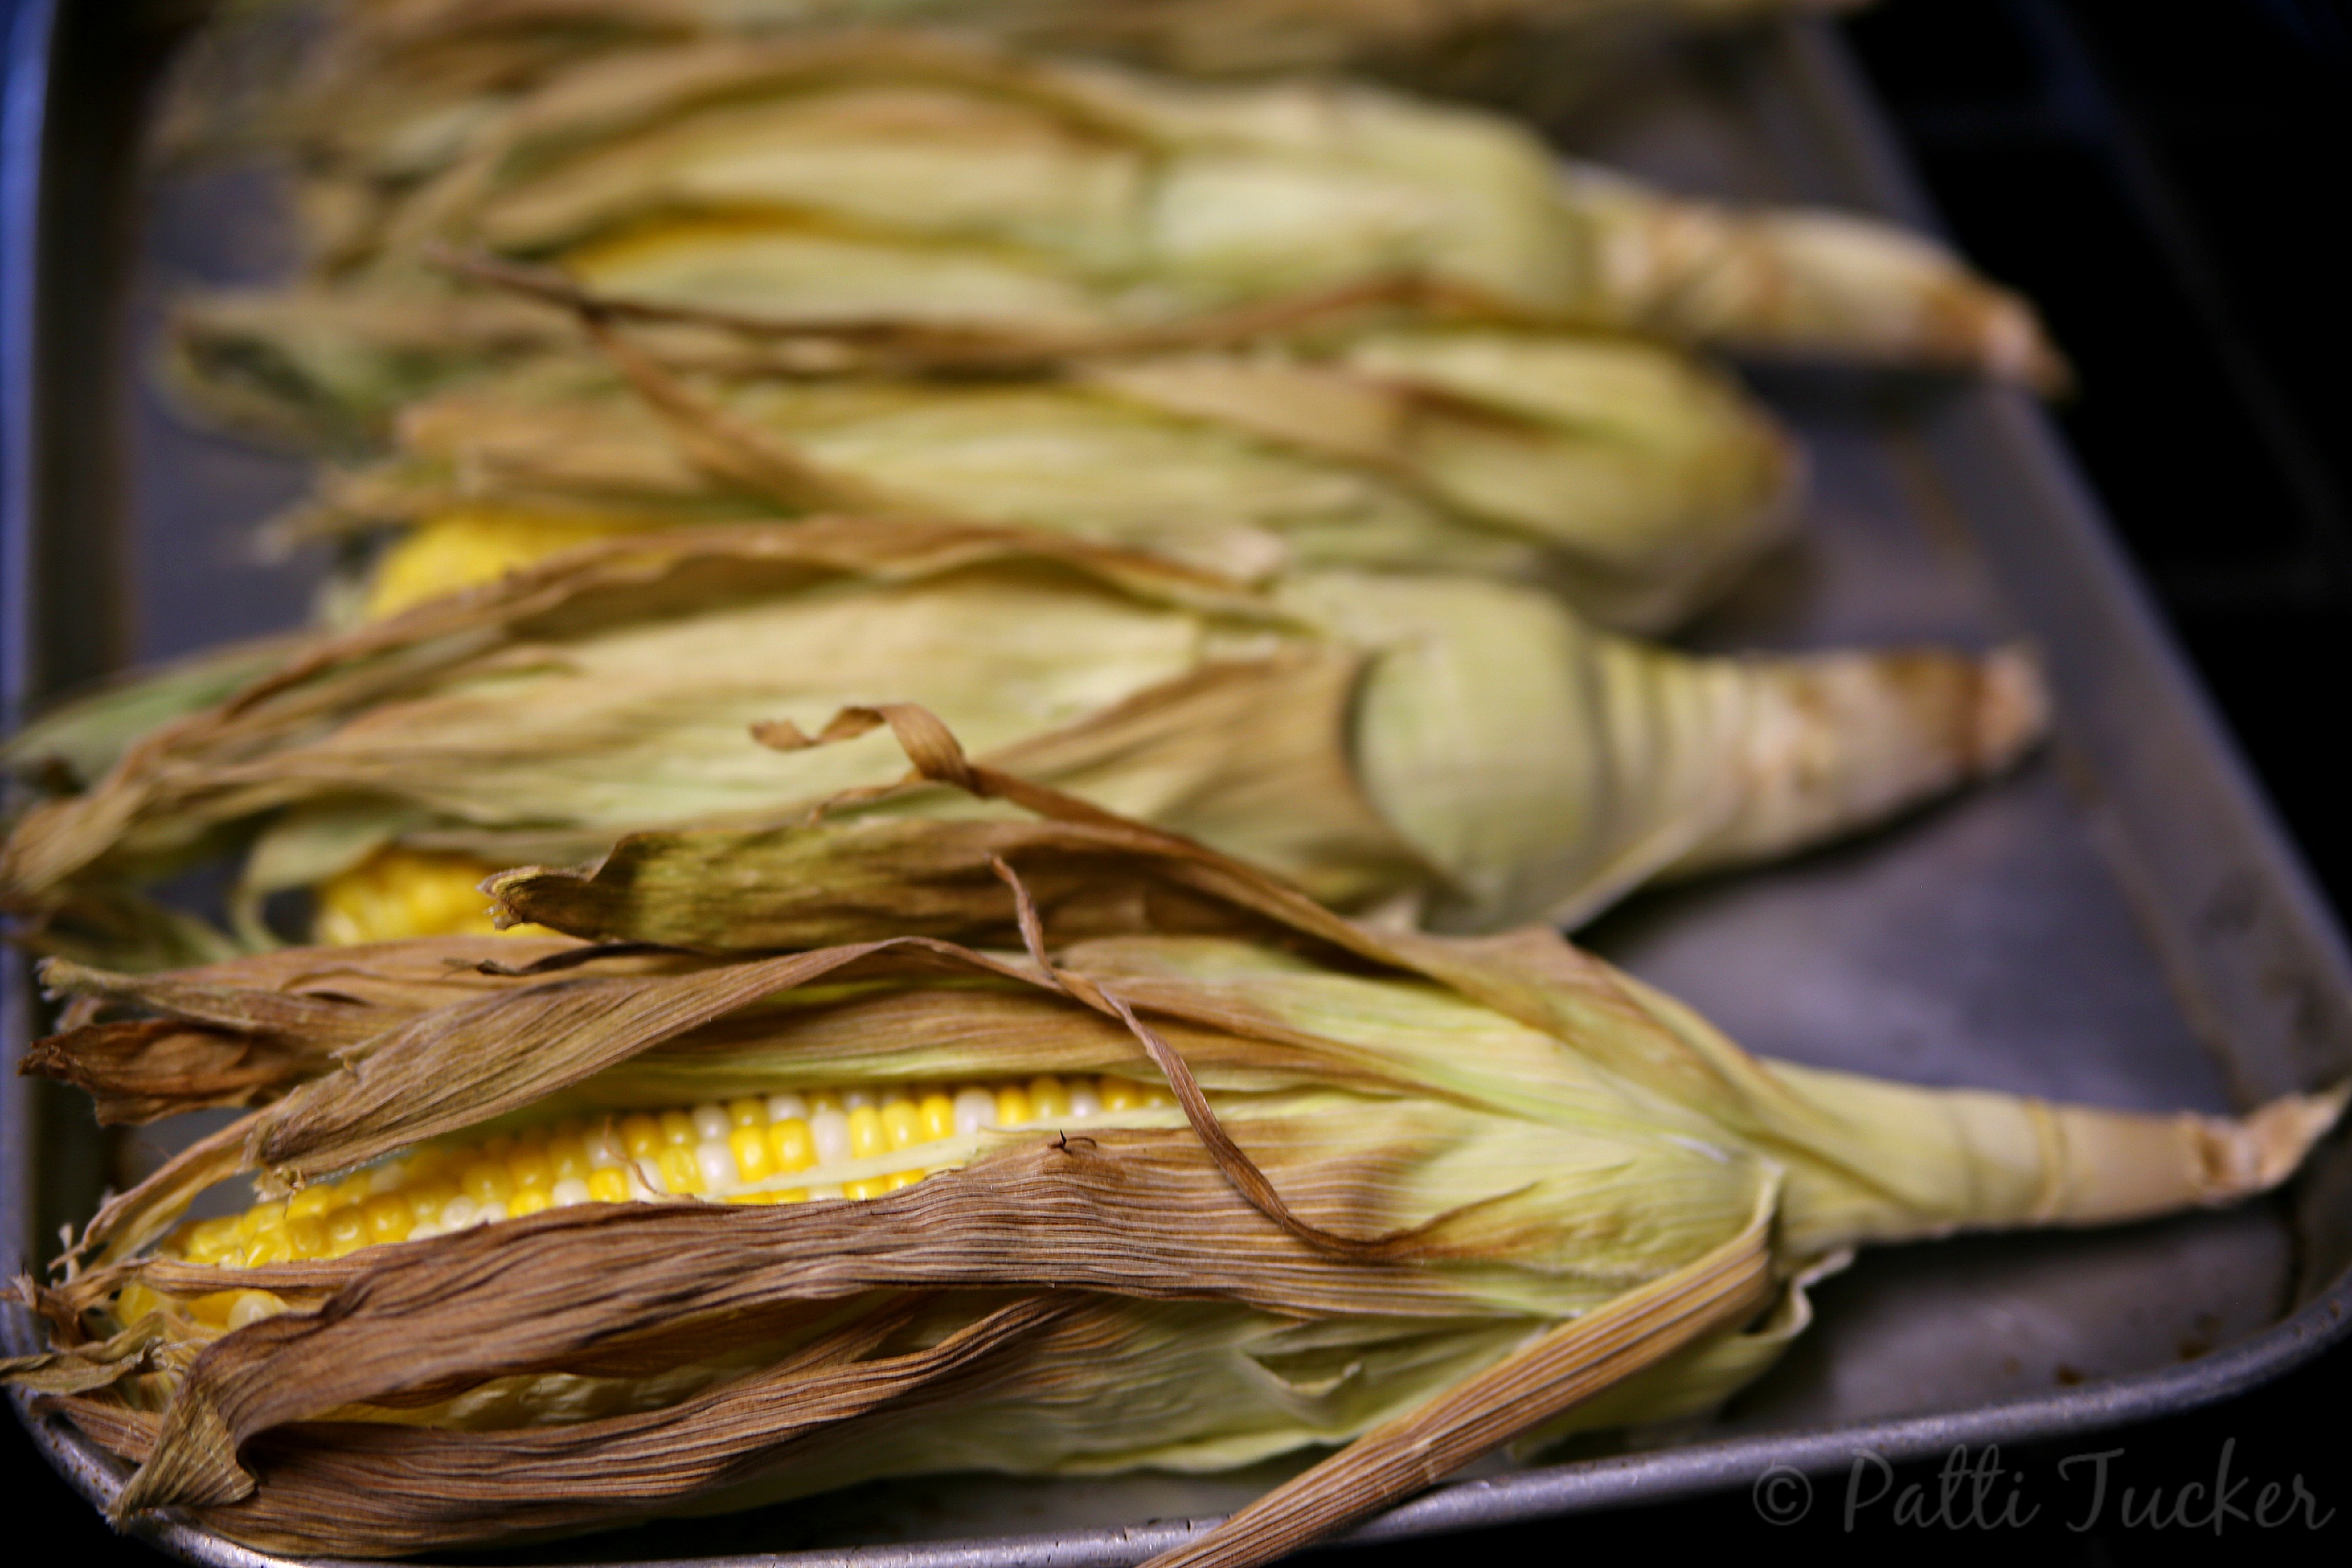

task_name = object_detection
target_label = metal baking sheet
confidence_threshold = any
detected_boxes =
[6,4,2351,1563]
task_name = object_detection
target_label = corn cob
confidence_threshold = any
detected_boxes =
[307,326,1797,631]
[9,742,2338,1560]
[162,1,1864,208]
[125,1072,1178,1331]
[164,26,2055,457]
[0,520,2044,962]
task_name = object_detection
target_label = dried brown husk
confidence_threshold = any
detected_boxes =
[15,717,2336,1561]
[1,520,2043,961]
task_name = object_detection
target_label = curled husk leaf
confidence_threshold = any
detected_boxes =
[11,713,2336,1560]
[1,520,2045,961]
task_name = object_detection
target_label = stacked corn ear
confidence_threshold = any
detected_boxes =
[165,28,2057,454]
[164,1,1866,182]
[0,520,2044,967]
[285,323,1797,632]
[7,729,2339,1559]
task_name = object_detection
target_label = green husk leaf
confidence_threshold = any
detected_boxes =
[1,520,2045,964]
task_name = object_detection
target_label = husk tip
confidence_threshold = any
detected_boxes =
[1971,643,2050,775]
[2217,1082,2351,1198]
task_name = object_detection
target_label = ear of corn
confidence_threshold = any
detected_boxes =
[174,0,1863,143]
[1,520,2042,962]
[11,741,2336,1558]
[163,25,2053,461]
[294,323,1796,632]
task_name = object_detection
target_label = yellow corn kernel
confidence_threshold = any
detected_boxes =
[656,1146,704,1194]
[189,1292,239,1328]
[619,1114,665,1160]
[508,1144,553,1193]
[362,1194,413,1245]
[459,1160,513,1207]
[1099,1075,1143,1113]
[919,1092,956,1142]
[659,1109,698,1148]
[586,1167,631,1204]
[286,1215,330,1260]
[728,1126,772,1182]
[325,1209,368,1257]
[227,1290,287,1331]
[407,1180,459,1226]
[727,1097,767,1130]
[845,1177,890,1202]
[995,1085,1032,1128]
[847,1104,887,1160]
[285,1185,337,1223]
[508,1188,552,1218]
[808,1091,843,1115]
[767,1118,815,1174]
[881,1099,924,1152]
[885,1170,922,1192]
[547,1137,590,1182]
[1028,1075,1070,1121]
[117,1282,163,1324]
[243,1231,295,1267]
[366,509,623,620]
[237,1202,288,1243]
[184,1216,242,1263]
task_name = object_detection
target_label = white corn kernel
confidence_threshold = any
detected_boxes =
[811,1107,851,1165]
[690,1102,732,1142]
[765,1092,807,1123]
[953,1087,996,1134]
[551,1177,592,1207]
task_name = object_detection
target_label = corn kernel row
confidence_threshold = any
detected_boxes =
[313,846,555,946]
[148,1075,1175,1314]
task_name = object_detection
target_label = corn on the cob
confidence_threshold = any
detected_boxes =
[177,0,1861,129]
[10,756,2339,1560]
[164,26,2054,458]
[128,1072,1178,1331]
[303,327,1796,631]
[1,520,2043,963]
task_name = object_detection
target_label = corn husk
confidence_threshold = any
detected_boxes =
[276,316,1796,630]
[163,1,1864,183]
[0,520,2044,963]
[10,718,2337,1559]
[165,26,2056,445]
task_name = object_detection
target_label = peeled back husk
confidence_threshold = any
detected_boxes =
[286,323,1798,632]
[10,722,2337,1559]
[0,519,2045,961]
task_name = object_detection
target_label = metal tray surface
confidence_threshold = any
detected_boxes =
[6,4,2351,1563]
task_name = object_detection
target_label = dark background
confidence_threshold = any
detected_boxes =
[7,0,2351,1559]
